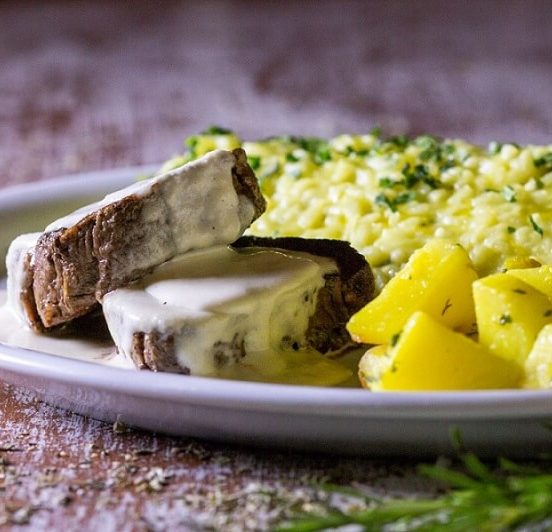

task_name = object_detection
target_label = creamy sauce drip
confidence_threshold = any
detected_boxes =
[46,150,251,235]
[102,245,352,382]
[0,292,129,368]
[0,280,354,386]
[5,232,40,324]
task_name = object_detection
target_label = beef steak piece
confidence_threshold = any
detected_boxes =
[8,149,265,331]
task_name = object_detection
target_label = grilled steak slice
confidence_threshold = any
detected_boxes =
[102,237,374,375]
[9,149,265,331]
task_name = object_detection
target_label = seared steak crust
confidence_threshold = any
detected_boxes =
[22,149,264,331]
[132,237,374,372]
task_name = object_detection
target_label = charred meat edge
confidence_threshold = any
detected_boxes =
[130,236,374,372]
[22,148,265,332]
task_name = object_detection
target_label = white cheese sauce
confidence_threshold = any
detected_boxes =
[5,232,41,324]
[0,283,354,385]
[0,291,127,367]
[102,245,351,383]
[45,150,253,239]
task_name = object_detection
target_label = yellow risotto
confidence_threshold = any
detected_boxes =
[160,127,552,289]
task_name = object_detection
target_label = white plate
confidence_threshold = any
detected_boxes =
[1,167,552,457]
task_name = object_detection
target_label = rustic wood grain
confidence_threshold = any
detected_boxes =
[0,0,551,529]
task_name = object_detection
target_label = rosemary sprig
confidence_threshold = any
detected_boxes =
[277,448,552,531]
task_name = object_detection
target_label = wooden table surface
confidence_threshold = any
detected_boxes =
[1,1,551,530]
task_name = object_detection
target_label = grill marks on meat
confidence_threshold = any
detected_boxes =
[20,149,265,331]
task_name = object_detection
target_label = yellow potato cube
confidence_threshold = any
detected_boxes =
[507,265,552,299]
[525,324,552,389]
[347,239,478,345]
[473,273,552,365]
[358,311,522,391]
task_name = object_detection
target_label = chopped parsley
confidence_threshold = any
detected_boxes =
[387,135,409,149]
[285,136,331,164]
[369,125,382,138]
[344,146,368,157]
[185,135,199,156]
[200,125,233,135]
[441,298,452,316]
[375,192,416,212]
[390,332,401,347]
[247,154,261,170]
[507,226,516,234]
[544,309,552,317]
[413,135,458,170]
[488,141,503,155]
[416,135,442,162]
[378,177,398,188]
[402,164,441,190]
[499,314,512,325]
[374,193,395,211]
[529,215,544,238]
[285,152,300,163]
[534,152,552,172]
[512,288,527,294]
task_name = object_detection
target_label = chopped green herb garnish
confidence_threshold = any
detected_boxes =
[488,141,503,155]
[534,152,552,172]
[439,159,456,172]
[416,135,449,163]
[529,215,544,238]
[396,192,415,204]
[499,314,512,325]
[512,288,527,294]
[345,146,369,157]
[247,154,261,170]
[387,135,409,149]
[185,135,199,156]
[314,145,331,164]
[390,332,401,347]
[369,125,382,138]
[507,226,516,234]
[441,298,453,316]
[503,185,517,203]
[378,177,397,188]
[200,125,233,135]
[286,152,300,163]
[376,191,417,212]
[286,136,331,165]
[544,309,552,317]
[401,164,441,190]
[375,193,396,212]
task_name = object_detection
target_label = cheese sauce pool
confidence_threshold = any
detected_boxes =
[161,130,552,290]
